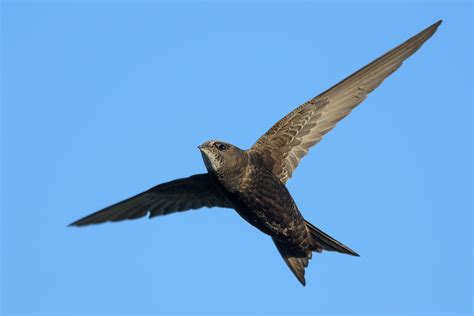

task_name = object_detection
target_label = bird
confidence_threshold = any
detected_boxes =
[70,20,441,286]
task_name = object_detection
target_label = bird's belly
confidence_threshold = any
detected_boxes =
[230,190,308,246]
[234,206,292,239]
[217,164,309,249]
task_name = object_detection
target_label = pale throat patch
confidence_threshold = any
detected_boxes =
[200,150,218,172]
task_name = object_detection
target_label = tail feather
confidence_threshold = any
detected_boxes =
[273,239,310,286]
[305,220,359,257]
[273,220,359,286]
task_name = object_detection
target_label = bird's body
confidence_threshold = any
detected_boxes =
[70,21,441,285]
[227,163,308,248]
[206,148,310,255]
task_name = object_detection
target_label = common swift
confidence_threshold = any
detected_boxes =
[70,20,441,285]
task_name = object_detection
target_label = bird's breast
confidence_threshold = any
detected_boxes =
[221,164,308,245]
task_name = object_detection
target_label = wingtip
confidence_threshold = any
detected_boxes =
[421,20,442,37]
[432,19,443,30]
[68,218,88,227]
[344,247,360,257]
[347,247,360,257]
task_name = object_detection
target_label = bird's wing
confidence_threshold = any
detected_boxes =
[69,173,231,226]
[250,20,441,184]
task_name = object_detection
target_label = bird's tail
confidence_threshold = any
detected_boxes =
[273,220,359,286]
[273,238,312,286]
[305,220,359,257]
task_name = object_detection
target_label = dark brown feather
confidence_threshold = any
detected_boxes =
[251,21,442,183]
[69,174,231,226]
[69,21,441,286]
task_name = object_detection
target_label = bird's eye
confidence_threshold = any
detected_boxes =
[215,143,228,151]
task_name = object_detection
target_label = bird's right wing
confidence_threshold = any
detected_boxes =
[250,20,441,184]
[69,173,231,227]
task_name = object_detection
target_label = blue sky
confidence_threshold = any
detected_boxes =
[2,1,472,315]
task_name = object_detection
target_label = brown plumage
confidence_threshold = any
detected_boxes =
[70,21,441,285]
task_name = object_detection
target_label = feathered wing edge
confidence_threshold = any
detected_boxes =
[251,20,442,184]
[69,173,231,227]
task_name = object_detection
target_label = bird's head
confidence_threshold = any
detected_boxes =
[198,140,246,175]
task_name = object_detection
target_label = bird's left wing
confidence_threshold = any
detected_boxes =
[69,173,231,226]
[250,20,441,184]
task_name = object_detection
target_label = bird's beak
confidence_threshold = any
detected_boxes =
[198,142,211,151]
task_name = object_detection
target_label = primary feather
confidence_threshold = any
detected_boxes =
[251,20,442,184]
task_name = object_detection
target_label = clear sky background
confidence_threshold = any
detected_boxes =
[1,1,472,315]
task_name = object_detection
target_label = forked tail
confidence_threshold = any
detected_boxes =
[273,238,311,286]
[305,220,359,256]
[273,219,359,286]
